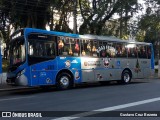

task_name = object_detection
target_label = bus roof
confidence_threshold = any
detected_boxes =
[22,28,151,45]
[79,34,151,45]
[24,28,79,38]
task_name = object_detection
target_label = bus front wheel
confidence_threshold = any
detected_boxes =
[56,73,73,90]
[119,70,131,84]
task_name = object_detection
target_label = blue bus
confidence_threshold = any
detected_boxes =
[6,28,154,90]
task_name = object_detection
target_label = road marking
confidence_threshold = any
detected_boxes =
[52,97,160,120]
[0,96,34,102]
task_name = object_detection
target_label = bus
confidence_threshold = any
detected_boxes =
[6,28,154,90]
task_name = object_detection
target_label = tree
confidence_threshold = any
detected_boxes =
[137,0,160,43]
[53,0,73,32]
[0,0,51,29]
[78,0,139,36]
[0,0,11,44]
[0,0,54,52]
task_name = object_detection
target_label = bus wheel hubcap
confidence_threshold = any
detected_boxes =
[124,73,130,83]
[60,76,69,87]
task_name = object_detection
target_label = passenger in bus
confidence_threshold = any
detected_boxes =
[39,43,45,56]
[105,47,112,57]
[73,42,80,56]
[101,50,106,57]
[121,47,126,57]
[82,50,86,56]
[116,46,122,57]
[140,48,147,58]
[147,48,151,58]
[47,47,52,56]
[131,47,137,57]
[14,54,22,64]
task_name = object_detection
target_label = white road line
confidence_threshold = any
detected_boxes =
[52,97,160,120]
[0,96,34,102]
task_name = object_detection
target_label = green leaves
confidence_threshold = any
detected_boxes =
[137,0,160,43]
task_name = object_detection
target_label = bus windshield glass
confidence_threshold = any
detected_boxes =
[9,38,26,66]
[28,33,56,65]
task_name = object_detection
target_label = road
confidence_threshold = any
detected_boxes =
[0,78,160,120]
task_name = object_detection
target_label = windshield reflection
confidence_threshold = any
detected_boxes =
[9,38,26,66]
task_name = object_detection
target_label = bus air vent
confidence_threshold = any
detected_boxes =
[48,65,54,70]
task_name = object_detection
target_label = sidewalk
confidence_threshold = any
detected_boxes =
[0,73,29,91]
[0,73,7,85]
[0,73,14,90]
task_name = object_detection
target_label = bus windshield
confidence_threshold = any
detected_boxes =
[28,33,56,65]
[9,38,26,67]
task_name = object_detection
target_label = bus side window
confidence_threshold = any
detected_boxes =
[81,39,86,56]
[92,40,99,57]
[73,39,80,56]
[122,43,127,58]
[138,45,147,59]
[58,37,79,56]
[105,43,113,58]
[127,44,137,58]
[116,43,127,58]
[58,37,65,55]
[46,42,55,57]
[147,45,151,59]
[81,39,93,57]
[99,42,105,57]
[109,42,116,58]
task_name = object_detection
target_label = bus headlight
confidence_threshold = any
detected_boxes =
[16,69,26,78]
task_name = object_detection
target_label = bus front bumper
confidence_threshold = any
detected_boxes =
[6,73,28,86]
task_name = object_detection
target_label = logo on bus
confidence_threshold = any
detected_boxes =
[84,61,101,66]
[65,60,71,68]
[102,58,111,68]
[75,70,80,80]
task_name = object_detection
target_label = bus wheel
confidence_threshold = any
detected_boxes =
[56,73,73,90]
[120,70,131,84]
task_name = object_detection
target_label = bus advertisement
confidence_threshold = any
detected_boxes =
[6,28,154,90]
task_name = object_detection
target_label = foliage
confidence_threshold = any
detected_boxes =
[52,0,74,32]
[2,59,9,72]
[0,0,160,44]
[137,0,160,43]
[78,0,139,36]
[0,0,52,45]
[10,0,50,29]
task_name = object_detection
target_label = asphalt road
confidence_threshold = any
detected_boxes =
[0,78,160,120]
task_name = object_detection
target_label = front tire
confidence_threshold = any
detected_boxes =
[56,73,73,90]
[119,70,131,84]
